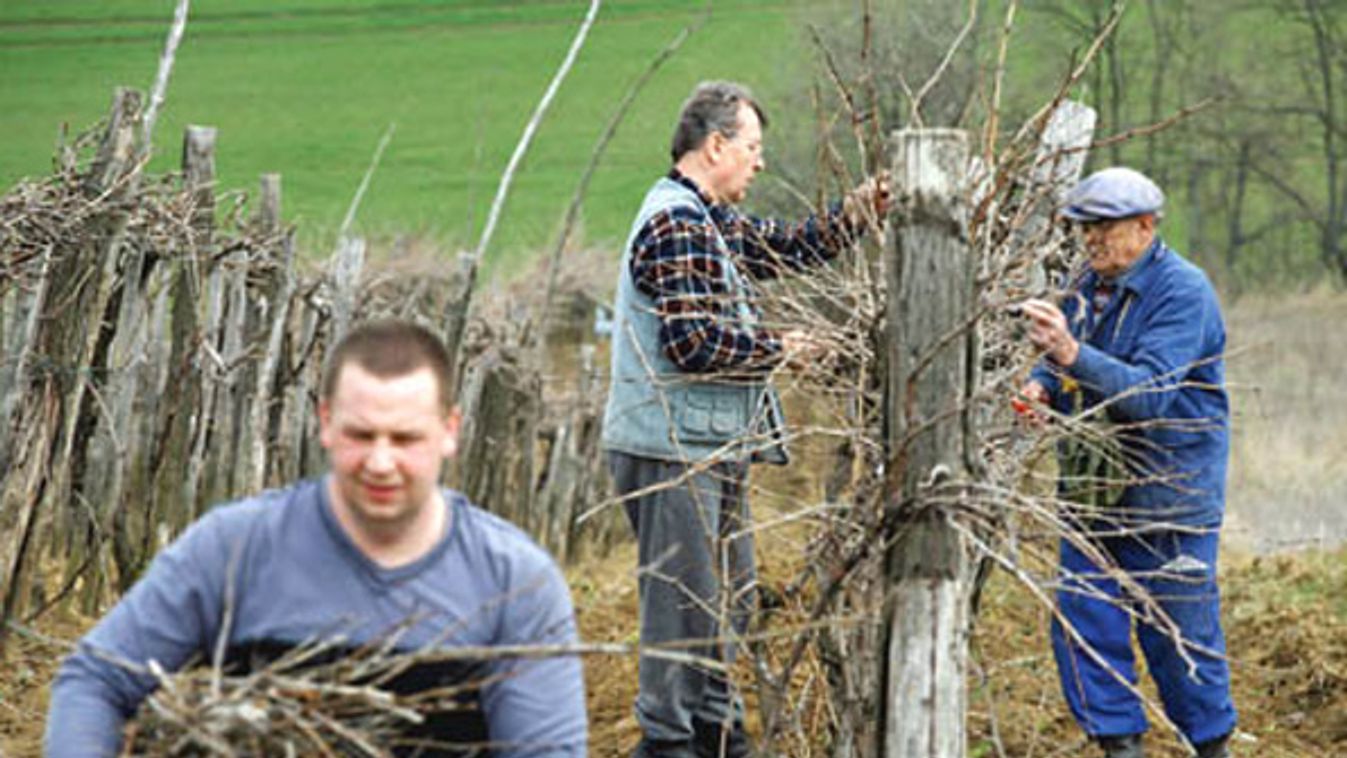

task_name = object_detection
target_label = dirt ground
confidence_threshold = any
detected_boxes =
[572,542,1347,757]
[3,535,1343,757]
[4,298,1344,756]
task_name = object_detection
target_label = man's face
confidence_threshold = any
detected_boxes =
[712,102,764,204]
[319,363,459,534]
[1078,214,1155,278]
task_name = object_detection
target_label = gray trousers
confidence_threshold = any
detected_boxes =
[608,451,757,744]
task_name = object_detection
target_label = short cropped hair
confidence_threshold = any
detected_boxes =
[322,319,456,413]
[670,81,768,162]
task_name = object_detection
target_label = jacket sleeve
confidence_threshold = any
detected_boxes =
[1029,362,1063,401]
[481,557,587,756]
[45,511,235,758]
[1067,277,1221,421]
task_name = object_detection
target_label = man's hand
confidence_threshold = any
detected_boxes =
[1014,379,1051,427]
[843,170,893,227]
[1019,298,1080,367]
[781,329,828,370]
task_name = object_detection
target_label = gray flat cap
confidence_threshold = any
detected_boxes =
[1061,167,1164,222]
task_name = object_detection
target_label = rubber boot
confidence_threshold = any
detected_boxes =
[1194,733,1231,758]
[1096,733,1146,758]
[692,717,751,758]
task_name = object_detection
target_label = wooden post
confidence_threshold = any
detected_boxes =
[439,253,477,395]
[455,345,539,532]
[282,305,325,482]
[0,87,144,640]
[1017,100,1098,292]
[880,128,973,758]
[179,126,218,528]
[214,249,249,498]
[163,124,216,522]
[0,255,48,473]
[329,235,365,347]
[246,175,293,493]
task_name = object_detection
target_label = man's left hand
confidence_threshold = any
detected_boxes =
[1019,298,1080,367]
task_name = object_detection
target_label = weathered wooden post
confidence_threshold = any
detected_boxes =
[0,88,144,641]
[329,234,365,347]
[244,174,294,493]
[880,128,973,758]
[454,345,540,533]
[174,125,217,528]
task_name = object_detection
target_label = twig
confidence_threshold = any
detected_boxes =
[336,123,397,243]
[470,0,602,267]
[140,0,192,157]
[910,0,980,128]
[536,1,708,340]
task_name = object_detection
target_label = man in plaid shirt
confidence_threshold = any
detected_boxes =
[601,81,889,758]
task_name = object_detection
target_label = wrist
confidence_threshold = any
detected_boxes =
[1054,338,1080,367]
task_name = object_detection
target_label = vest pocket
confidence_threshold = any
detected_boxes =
[676,388,751,441]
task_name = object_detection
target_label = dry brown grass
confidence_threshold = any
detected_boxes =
[1224,291,1347,552]
[5,293,1345,757]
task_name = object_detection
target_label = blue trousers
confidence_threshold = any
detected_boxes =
[1051,528,1237,745]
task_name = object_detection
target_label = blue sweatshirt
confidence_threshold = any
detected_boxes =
[1031,239,1230,527]
[45,478,587,756]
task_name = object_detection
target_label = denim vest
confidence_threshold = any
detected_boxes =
[600,177,787,464]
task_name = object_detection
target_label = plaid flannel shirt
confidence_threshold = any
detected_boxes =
[629,171,857,373]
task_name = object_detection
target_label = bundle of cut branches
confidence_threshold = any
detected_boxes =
[120,638,453,758]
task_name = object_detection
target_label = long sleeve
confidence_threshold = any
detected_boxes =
[1067,278,1222,422]
[715,201,856,281]
[45,511,235,758]
[627,172,862,375]
[481,558,587,756]
[630,206,784,373]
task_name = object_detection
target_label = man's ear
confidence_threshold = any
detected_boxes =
[441,405,463,459]
[317,400,334,450]
[705,130,727,164]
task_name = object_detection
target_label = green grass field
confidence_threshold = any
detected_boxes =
[1,0,805,273]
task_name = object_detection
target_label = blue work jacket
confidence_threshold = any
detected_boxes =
[1031,239,1229,527]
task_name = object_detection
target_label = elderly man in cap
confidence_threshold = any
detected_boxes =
[1018,167,1237,758]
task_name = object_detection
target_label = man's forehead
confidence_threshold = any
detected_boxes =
[736,102,761,135]
[330,364,444,403]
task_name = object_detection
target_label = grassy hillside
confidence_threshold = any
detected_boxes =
[0,0,804,272]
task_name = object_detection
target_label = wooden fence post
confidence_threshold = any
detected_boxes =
[0,87,144,641]
[244,174,293,493]
[880,128,973,758]
[329,235,365,347]
[172,125,217,533]
[455,345,540,533]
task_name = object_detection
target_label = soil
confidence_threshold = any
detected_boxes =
[4,545,1342,757]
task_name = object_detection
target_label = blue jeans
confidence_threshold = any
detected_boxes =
[1052,527,1237,745]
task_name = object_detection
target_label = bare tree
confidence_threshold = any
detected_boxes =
[1249,0,1347,280]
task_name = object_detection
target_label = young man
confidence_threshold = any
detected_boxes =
[46,320,587,757]
[1019,167,1237,758]
[602,80,889,758]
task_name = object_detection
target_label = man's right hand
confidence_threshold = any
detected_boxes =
[1015,380,1051,427]
[781,329,828,370]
